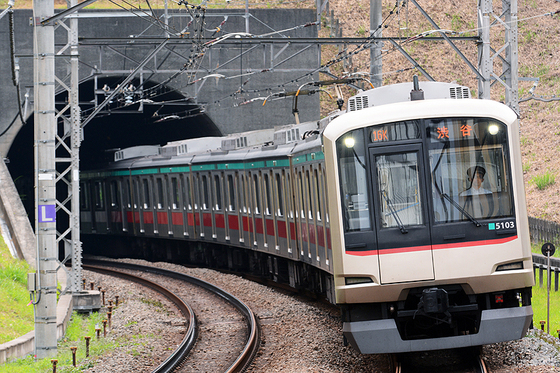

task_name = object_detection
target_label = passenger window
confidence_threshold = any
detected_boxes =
[315,169,322,221]
[253,173,261,215]
[240,174,247,213]
[184,176,192,210]
[94,181,104,210]
[80,182,90,210]
[110,181,119,208]
[133,179,140,209]
[228,175,236,212]
[192,175,200,211]
[264,173,272,216]
[276,173,284,217]
[124,179,131,208]
[143,179,151,209]
[214,175,222,210]
[306,170,313,220]
[171,178,180,209]
[202,175,210,210]
[156,178,164,209]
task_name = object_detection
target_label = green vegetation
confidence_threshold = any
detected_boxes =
[531,171,556,190]
[0,312,118,373]
[532,276,560,336]
[0,238,34,344]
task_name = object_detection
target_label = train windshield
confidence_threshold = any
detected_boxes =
[336,117,514,232]
[337,129,371,232]
[428,118,513,223]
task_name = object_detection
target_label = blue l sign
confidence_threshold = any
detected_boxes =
[39,205,56,223]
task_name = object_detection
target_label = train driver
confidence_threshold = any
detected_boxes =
[460,166,492,196]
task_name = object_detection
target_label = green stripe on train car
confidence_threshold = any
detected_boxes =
[293,151,324,164]
[292,155,307,164]
[191,164,216,171]
[217,162,245,170]
[265,159,290,167]
[245,161,266,169]
[130,168,159,175]
[160,166,191,173]
[311,152,325,160]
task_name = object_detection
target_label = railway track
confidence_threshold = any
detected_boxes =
[84,259,260,373]
[392,347,488,373]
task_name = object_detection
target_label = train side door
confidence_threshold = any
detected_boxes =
[369,144,434,284]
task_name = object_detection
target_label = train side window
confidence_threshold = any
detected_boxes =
[171,177,180,209]
[201,175,210,210]
[143,179,151,209]
[253,173,261,215]
[156,178,165,209]
[321,167,329,223]
[227,174,236,212]
[286,173,293,219]
[214,174,222,211]
[297,171,305,219]
[124,179,131,209]
[133,179,140,209]
[183,176,192,210]
[192,175,200,211]
[109,181,119,208]
[306,170,313,220]
[80,182,90,210]
[315,169,322,221]
[239,174,247,213]
[94,181,104,210]
[264,173,272,216]
[336,129,371,231]
[275,173,284,217]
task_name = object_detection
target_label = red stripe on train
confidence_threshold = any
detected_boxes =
[215,213,225,229]
[228,215,239,230]
[172,212,183,226]
[157,212,168,225]
[143,211,154,224]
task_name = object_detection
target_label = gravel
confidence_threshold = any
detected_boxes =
[76,259,560,372]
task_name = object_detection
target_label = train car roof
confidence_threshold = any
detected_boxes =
[324,96,518,143]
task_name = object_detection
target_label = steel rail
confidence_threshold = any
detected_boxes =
[84,259,260,373]
[83,263,197,373]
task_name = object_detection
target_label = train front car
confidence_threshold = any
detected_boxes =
[322,81,534,354]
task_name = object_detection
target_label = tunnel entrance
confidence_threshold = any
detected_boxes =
[7,76,222,225]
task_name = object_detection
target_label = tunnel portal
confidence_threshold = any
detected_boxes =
[7,76,222,222]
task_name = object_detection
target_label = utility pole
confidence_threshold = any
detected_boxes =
[33,0,58,359]
[370,0,383,87]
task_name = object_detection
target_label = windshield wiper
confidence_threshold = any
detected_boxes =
[441,193,481,227]
[382,190,408,234]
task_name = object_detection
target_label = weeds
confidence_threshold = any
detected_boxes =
[532,171,556,190]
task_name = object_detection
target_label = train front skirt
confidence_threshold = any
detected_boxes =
[343,306,533,354]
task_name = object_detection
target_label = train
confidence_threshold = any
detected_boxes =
[81,79,534,354]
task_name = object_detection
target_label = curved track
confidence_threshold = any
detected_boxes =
[84,259,260,373]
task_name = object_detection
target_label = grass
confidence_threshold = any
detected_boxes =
[532,275,560,336]
[0,312,118,373]
[0,238,35,344]
[531,171,556,190]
